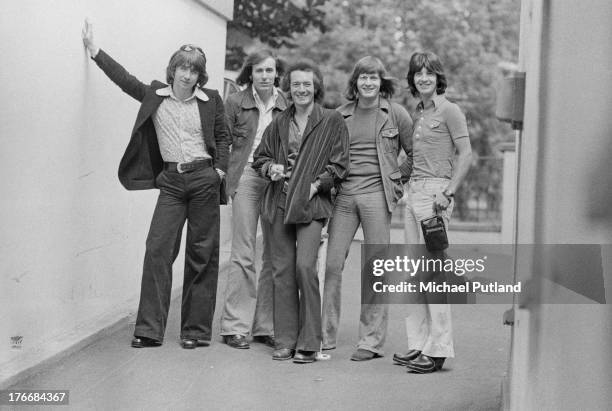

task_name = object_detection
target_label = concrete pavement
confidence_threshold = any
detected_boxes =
[6,228,510,411]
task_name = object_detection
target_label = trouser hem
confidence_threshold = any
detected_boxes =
[357,344,385,356]
[219,331,247,337]
[134,329,163,342]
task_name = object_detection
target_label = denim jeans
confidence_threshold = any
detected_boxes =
[134,167,220,342]
[219,166,274,337]
[403,178,455,358]
[322,190,390,354]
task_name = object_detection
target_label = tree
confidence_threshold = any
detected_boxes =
[227,0,520,223]
[274,0,519,223]
[226,0,328,70]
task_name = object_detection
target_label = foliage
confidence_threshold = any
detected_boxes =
[226,0,328,70]
[227,0,521,223]
[278,0,519,223]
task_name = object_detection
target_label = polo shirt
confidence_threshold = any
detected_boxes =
[411,93,469,179]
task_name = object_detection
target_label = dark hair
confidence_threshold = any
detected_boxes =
[280,60,325,103]
[166,44,208,87]
[235,49,285,87]
[345,56,397,101]
[406,51,447,97]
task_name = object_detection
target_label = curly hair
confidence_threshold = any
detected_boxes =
[280,60,325,104]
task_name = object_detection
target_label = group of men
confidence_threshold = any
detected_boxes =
[82,18,471,373]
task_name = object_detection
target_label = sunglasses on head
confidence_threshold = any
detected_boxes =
[180,44,205,57]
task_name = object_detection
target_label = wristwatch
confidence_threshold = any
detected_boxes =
[442,189,454,201]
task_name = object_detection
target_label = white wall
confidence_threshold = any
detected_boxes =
[0,0,229,384]
[508,1,612,409]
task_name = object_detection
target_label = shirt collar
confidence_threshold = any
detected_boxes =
[417,93,446,110]
[155,86,209,102]
[252,86,279,110]
[337,97,391,117]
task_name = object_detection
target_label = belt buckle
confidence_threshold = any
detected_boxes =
[176,162,186,173]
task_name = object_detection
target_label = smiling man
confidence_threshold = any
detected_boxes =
[252,60,350,364]
[82,20,228,350]
[323,56,413,361]
[395,51,472,374]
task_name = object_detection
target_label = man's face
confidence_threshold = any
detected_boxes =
[289,70,315,109]
[356,72,381,99]
[252,57,277,95]
[174,64,199,91]
[414,67,437,98]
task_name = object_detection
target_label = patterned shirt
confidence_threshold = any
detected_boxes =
[152,86,211,162]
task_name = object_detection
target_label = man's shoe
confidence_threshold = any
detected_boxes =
[181,339,197,349]
[195,339,210,347]
[223,335,250,349]
[405,354,446,373]
[350,348,382,361]
[393,350,421,366]
[272,348,295,361]
[293,350,317,364]
[252,335,275,348]
[131,336,162,348]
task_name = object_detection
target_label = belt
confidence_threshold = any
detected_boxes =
[164,159,213,173]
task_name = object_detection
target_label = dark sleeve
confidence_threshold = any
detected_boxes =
[212,90,230,172]
[92,49,148,102]
[316,112,350,192]
[252,119,278,180]
[394,103,414,182]
[224,95,238,146]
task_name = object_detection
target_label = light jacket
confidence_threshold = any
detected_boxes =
[224,85,288,197]
[336,98,413,212]
[252,103,350,224]
[92,49,229,203]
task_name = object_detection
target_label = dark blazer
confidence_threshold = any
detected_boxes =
[252,103,350,224]
[92,50,229,203]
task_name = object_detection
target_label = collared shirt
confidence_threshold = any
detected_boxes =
[411,93,468,180]
[152,86,211,163]
[249,86,279,162]
[285,116,304,179]
[277,115,303,210]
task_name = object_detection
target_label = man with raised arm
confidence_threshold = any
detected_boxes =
[82,20,228,349]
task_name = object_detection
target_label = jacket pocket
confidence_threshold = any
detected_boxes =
[381,127,399,152]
